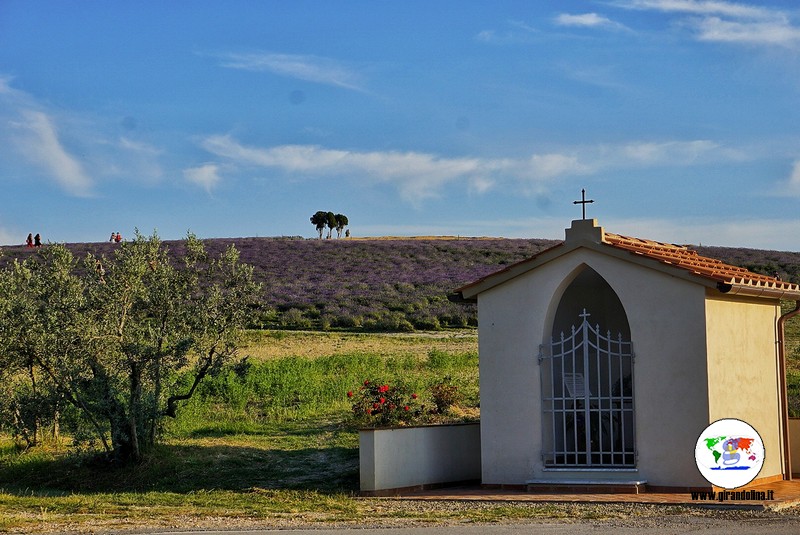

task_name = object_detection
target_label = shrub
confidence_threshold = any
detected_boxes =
[348,380,423,428]
[281,308,312,329]
[430,376,460,414]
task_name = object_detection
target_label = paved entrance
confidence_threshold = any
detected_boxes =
[395,479,800,511]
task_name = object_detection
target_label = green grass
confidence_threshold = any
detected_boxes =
[2,325,799,532]
[0,332,481,532]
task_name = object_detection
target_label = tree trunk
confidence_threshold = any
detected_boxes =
[27,361,39,446]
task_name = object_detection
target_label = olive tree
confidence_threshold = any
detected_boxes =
[0,232,260,463]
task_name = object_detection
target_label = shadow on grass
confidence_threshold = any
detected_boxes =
[0,442,359,496]
[188,419,343,439]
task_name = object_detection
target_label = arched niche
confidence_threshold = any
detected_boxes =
[540,264,636,468]
[550,265,631,341]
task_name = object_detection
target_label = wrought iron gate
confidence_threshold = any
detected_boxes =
[539,310,636,468]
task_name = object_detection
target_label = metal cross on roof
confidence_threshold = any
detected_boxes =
[573,188,594,220]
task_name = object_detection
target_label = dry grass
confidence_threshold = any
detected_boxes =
[239,329,477,361]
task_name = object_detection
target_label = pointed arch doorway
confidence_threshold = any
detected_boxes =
[540,267,636,468]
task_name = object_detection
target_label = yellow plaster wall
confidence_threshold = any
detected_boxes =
[704,296,783,479]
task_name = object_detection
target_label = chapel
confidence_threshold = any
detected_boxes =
[458,217,800,491]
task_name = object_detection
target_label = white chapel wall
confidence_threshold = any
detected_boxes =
[477,247,711,488]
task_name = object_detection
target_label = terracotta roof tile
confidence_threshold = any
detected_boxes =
[603,232,800,293]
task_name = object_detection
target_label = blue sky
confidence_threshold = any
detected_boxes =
[2,1,800,249]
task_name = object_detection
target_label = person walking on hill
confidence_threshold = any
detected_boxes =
[114,232,122,243]
[34,233,42,247]
[25,233,33,248]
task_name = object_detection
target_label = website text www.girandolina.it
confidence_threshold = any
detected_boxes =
[691,489,775,502]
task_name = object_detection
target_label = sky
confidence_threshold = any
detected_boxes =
[2,1,800,250]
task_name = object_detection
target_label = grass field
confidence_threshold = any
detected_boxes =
[4,322,800,532]
[0,330,482,532]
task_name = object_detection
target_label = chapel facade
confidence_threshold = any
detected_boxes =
[458,218,800,490]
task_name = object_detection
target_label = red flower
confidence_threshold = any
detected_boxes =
[373,402,380,409]
[378,385,389,393]
[411,393,418,399]
[380,397,386,404]
[364,380,370,386]
[404,406,410,411]
[347,391,353,398]
[366,409,372,415]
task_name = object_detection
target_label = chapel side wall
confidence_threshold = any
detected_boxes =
[704,296,783,480]
[477,249,711,487]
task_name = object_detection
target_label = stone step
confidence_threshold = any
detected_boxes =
[526,479,649,494]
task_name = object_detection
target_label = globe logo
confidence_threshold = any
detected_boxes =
[694,418,764,489]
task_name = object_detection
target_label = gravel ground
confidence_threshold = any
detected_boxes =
[16,499,800,535]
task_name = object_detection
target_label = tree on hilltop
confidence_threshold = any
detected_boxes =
[326,212,337,239]
[335,214,349,238]
[310,211,328,239]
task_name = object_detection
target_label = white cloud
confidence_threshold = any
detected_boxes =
[12,110,93,196]
[616,0,776,19]
[201,135,485,202]
[614,0,800,48]
[695,16,800,46]
[772,159,800,197]
[216,51,364,91]
[184,163,222,192]
[0,76,167,193]
[554,12,630,31]
[528,153,589,178]
[200,135,740,204]
[119,136,162,155]
[619,139,722,164]
[0,225,20,246]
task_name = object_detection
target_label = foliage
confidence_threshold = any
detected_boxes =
[326,212,337,239]
[346,374,470,428]
[309,211,328,239]
[334,213,349,238]
[429,376,460,414]
[347,380,424,427]
[0,232,261,463]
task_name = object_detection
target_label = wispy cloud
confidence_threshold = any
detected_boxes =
[12,110,93,196]
[774,159,800,197]
[201,135,486,202]
[613,0,800,47]
[616,0,777,19]
[216,51,365,91]
[0,76,166,194]
[183,163,223,193]
[554,12,631,32]
[199,135,737,204]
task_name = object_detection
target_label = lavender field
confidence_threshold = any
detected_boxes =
[3,235,800,332]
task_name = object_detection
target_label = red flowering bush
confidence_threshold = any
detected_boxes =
[348,379,424,427]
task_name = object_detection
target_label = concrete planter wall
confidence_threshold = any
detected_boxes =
[359,422,481,495]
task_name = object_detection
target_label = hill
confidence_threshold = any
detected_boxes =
[3,236,800,331]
